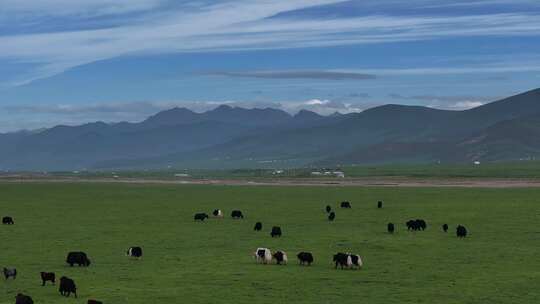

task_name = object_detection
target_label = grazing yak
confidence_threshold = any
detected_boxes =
[194,213,209,222]
[254,248,272,264]
[456,225,468,238]
[231,210,244,219]
[270,226,282,238]
[325,205,332,213]
[297,252,314,266]
[340,201,351,208]
[417,219,427,230]
[387,223,395,233]
[66,252,91,267]
[406,220,415,230]
[212,209,223,218]
[59,276,77,298]
[87,300,103,304]
[40,272,55,285]
[127,246,143,258]
[273,250,288,265]
[2,216,14,225]
[253,222,263,231]
[348,254,363,269]
[15,293,33,304]
[328,212,336,221]
[442,224,449,232]
[333,253,349,269]
[377,201,383,209]
[406,219,427,231]
[3,267,16,279]
[333,253,362,269]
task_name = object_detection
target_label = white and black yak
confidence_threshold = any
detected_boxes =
[254,248,272,264]
[3,267,16,279]
[273,250,288,265]
[127,246,143,259]
[333,252,363,270]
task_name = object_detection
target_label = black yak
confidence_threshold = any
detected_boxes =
[340,201,351,208]
[417,219,427,230]
[407,219,426,231]
[442,224,449,232]
[253,222,262,231]
[456,225,468,238]
[2,216,14,225]
[66,252,91,267]
[387,223,395,233]
[59,276,77,298]
[333,252,349,269]
[297,252,314,266]
[15,293,33,304]
[406,220,416,231]
[40,272,55,285]
[270,226,282,238]
[231,210,244,219]
[377,201,383,208]
[325,205,331,213]
[328,212,336,221]
[194,213,209,221]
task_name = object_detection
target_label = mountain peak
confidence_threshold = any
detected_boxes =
[294,109,323,120]
[212,104,234,112]
[143,107,199,127]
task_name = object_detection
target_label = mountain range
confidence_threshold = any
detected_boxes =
[1,88,540,171]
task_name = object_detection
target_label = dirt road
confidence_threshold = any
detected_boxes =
[2,175,540,188]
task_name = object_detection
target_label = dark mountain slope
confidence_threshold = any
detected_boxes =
[2,88,540,170]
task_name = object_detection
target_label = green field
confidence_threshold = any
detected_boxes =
[36,160,540,180]
[1,183,539,304]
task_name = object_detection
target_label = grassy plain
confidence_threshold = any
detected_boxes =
[1,183,538,303]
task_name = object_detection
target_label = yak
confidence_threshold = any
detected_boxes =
[59,276,77,298]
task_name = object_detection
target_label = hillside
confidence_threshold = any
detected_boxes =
[1,88,540,170]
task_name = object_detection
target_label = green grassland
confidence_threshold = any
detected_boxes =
[39,160,540,180]
[1,183,539,304]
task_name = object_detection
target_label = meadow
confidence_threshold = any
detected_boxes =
[1,183,539,304]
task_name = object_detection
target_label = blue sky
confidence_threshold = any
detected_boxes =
[1,0,540,131]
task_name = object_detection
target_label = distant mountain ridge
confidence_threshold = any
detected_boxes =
[1,88,540,171]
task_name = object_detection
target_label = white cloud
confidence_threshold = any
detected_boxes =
[447,101,485,110]
[0,0,164,16]
[1,0,540,85]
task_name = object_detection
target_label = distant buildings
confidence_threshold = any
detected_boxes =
[311,170,345,178]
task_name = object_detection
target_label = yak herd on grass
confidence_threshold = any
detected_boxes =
[193,200,469,269]
[2,215,142,304]
[2,199,468,303]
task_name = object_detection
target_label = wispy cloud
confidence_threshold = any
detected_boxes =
[0,0,164,17]
[207,70,376,80]
[1,0,540,86]
[389,93,499,109]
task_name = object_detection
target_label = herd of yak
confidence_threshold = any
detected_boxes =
[3,215,142,304]
[2,199,468,304]
[192,200,469,269]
